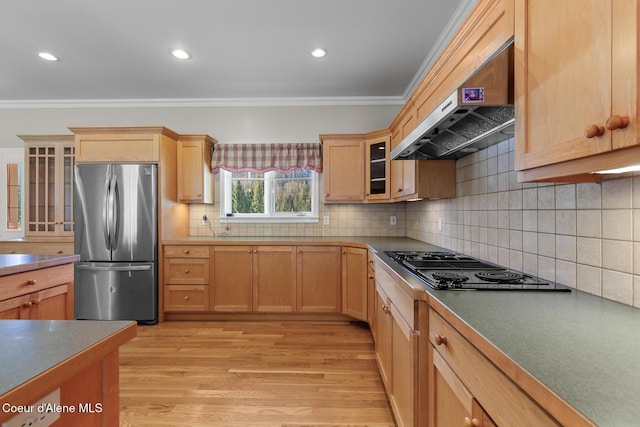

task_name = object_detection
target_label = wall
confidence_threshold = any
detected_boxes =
[0,104,399,148]
[406,137,640,308]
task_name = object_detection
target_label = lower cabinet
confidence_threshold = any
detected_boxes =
[375,260,419,427]
[428,309,559,427]
[164,243,366,317]
[0,263,74,320]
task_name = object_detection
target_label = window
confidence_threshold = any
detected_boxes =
[221,169,319,223]
[0,148,24,239]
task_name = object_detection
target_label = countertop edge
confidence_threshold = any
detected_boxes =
[0,254,79,277]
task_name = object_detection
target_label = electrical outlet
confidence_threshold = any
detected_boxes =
[323,216,330,225]
[2,388,61,427]
[390,215,397,226]
[438,217,443,231]
[202,215,209,226]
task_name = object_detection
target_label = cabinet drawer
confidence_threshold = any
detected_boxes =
[0,264,74,302]
[429,310,558,426]
[165,259,210,284]
[374,259,415,329]
[164,285,209,311]
[164,246,209,258]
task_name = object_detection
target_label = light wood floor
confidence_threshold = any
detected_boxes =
[119,321,396,427]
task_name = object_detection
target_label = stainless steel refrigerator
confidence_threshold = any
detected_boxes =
[74,163,158,324]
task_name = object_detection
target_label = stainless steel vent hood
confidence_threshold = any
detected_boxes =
[391,42,514,161]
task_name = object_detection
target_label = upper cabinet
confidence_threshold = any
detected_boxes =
[177,134,216,204]
[365,130,391,201]
[19,135,75,237]
[514,0,640,181]
[70,126,179,163]
[320,135,366,203]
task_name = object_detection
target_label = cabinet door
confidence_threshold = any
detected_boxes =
[252,246,296,312]
[515,0,614,170]
[431,349,473,427]
[391,310,417,427]
[0,294,31,319]
[178,136,215,204]
[365,134,391,201]
[321,138,365,202]
[375,287,393,391]
[296,246,341,312]
[30,284,72,320]
[342,246,368,321]
[210,246,253,312]
[23,138,75,237]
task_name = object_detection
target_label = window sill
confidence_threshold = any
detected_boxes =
[219,216,319,224]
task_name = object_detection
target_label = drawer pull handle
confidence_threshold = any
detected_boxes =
[584,124,605,138]
[464,417,480,427]
[605,115,630,131]
[184,296,190,301]
[434,334,448,346]
[26,279,37,286]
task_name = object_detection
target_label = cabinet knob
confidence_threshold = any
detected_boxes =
[31,299,41,305]
[197,193,202,197]
[22,301,32,308]
[57,250,63,254]
[397,188,403,192]
[184,269,190,274]
[464,417,480,427]
[325,193,330,197]
[184,296,190,301]
[382,305,391,314]
[584,124,605,138]
[606,115,630,131]
[26,279,37,286]
[183,249,190,254]
[434,334,448,346]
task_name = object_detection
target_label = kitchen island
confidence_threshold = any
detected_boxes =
[163,236,640,426]
[0,253,78,320]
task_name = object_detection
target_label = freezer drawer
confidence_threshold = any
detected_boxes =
[74,262,157,324]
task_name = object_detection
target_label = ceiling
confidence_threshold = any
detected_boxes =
[0,0,475,106]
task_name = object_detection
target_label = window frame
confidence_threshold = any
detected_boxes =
[219,169,319,223]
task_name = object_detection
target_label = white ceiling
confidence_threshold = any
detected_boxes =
[0,0,475,107]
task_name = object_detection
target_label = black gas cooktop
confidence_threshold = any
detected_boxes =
[384,251,570,291]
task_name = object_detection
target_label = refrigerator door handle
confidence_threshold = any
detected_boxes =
[102,172,112,251]
[111,174,120,249]
[76,264,152,272]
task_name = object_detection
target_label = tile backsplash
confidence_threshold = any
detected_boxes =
[406,137,640,308]
[188,137,640,308]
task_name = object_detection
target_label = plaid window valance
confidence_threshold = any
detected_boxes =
[211,143,323,173]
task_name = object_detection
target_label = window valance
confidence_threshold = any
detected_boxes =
[211,143,323,173]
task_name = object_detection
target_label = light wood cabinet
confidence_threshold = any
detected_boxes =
[320,135,365,202]
[177,134,216,204]
[164,246,210,312]
[0,262,74,320]
[367,250,377,342]
[210,246,253,312]
[365,130,391,201]
[515,0,640,181]
[428,309,559,427]
[253,246,297,312]
[297,246,341,313]
[342,246,368,321]
[374,259,419,427]
[19,135,75,237]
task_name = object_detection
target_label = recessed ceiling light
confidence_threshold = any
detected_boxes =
[38,52,59,62]
[311,48,327,58]
[171,49,191,60]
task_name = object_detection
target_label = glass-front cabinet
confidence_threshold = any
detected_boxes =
[365,131,391,201]
[19,135,75,237]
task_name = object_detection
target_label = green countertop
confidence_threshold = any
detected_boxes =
[165,236,640,426]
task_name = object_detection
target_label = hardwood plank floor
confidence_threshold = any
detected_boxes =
[119,321,396,427]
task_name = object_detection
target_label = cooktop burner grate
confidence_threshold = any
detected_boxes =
[432,272,468,282]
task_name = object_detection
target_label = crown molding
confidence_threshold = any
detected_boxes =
[0,96,405,109]
[402,0,478,100]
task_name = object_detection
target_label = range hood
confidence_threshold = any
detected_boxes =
[391,42,514,161]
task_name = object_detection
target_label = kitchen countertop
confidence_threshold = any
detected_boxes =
[0,320,136,398]
[164,236,640,426]
[0,254,79,277]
